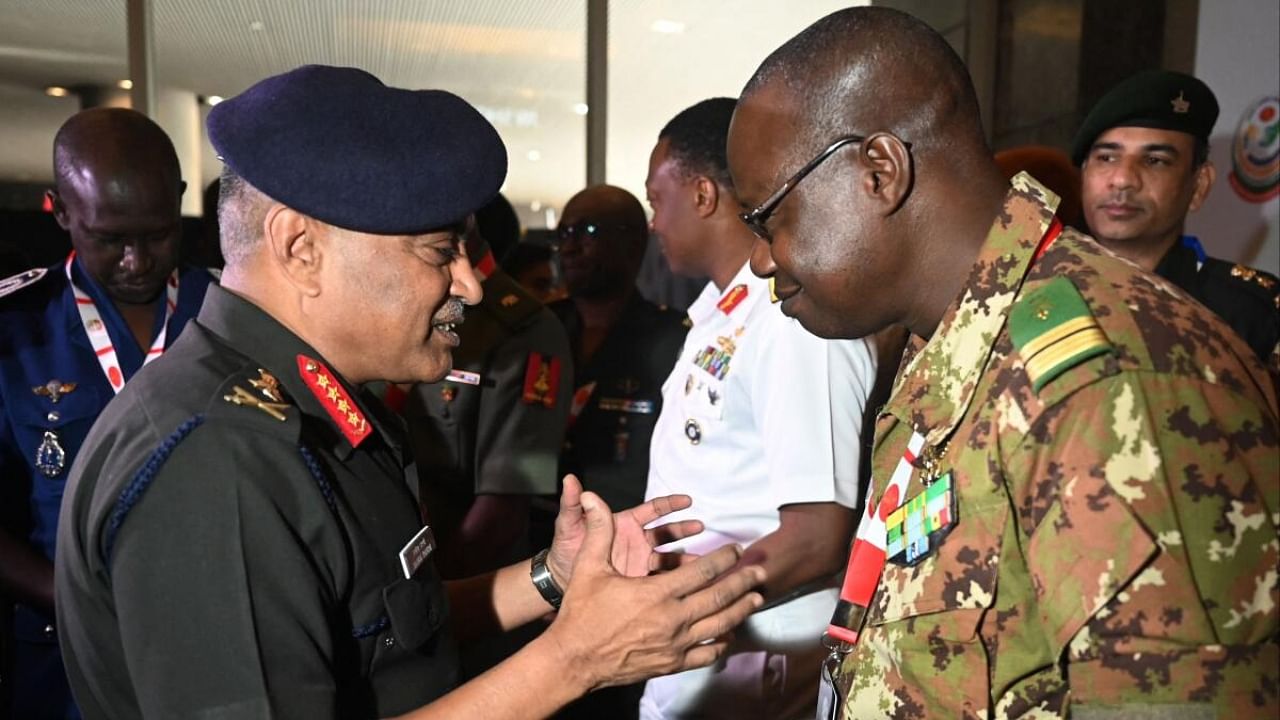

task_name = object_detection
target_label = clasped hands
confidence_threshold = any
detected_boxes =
[539,475,766,692]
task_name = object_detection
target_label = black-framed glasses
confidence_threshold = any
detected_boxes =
[556,221,636,246]
[738,133,908,241]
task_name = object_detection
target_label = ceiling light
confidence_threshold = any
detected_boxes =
[572,103,589,116]
[45,86,69,98]
[117,79,133,90]
[651,19,685,34]
[205,95,224,106]
[527,150,542,162]
[249,20,265,31]
[530,200,543,212]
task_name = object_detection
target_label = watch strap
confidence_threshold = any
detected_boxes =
[530,547,564,610]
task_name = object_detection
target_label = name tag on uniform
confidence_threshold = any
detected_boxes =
[399,525,436,579]
[446,369,482,386]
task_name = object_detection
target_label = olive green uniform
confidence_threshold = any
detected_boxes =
[552,294,687,512]
[405,269,572,560]
[56,285,458,719]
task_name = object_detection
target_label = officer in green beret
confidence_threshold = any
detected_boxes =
[1075,69,1279,381]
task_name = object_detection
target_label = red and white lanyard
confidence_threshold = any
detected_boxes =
[65,251,179,393]
[827,430,925,644]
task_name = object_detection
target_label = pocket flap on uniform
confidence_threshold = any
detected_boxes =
[867,497,1008,642]
[381,571,447,650]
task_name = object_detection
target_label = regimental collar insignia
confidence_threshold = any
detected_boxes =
[32,379,77,403]
[1171,91,1191,114]
[297,355,371,447]
[249,368,285,402]
[521,352,561,408]
[224,385,290,421]
[501,293,520,307]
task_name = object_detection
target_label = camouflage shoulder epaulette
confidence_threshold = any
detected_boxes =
[0,267,48,299]
[1009,276,1114,393]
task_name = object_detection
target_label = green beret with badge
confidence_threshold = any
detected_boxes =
[1072,69,1220,165]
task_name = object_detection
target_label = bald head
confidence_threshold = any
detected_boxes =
[744,7,986,163]
[49,108,184,305]
[728,7,1011,341]
[557,184,648,299]
[54,108,183,198]
[562,185,648,244]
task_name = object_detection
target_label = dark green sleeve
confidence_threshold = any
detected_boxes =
[107,425,348,719]
[473,308,573,496]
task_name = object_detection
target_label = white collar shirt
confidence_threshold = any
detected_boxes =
[645,260,877,556]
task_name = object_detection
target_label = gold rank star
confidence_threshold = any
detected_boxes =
[326,387,340,402]
[347,411,362,427]
[316,374,330,388]
[337,399,350,413]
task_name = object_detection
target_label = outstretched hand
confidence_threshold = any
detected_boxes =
[546,474,703,585]
[544,489,765,692]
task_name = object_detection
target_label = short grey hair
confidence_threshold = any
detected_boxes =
[217,167,272,267]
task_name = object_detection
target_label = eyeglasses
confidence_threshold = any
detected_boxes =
[738,133,909,241]
[555,221,636,246]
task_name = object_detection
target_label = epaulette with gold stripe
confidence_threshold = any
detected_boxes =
[1010,277,1114,393]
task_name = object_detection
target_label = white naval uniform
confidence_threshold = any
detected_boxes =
[640,261,876,720]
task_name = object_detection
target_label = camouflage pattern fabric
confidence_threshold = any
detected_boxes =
[839,173,1279,718]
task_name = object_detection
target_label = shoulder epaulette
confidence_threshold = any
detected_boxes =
[1227,264,1279,295]
[0,267,48,299]
[1010,276,1114,393]
[482,271,542,330]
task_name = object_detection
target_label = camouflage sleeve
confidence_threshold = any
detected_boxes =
[1005,370,1278,707]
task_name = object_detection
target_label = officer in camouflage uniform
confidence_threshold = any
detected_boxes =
[728,8,1278,718]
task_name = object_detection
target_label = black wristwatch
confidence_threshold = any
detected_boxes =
[530,548,565,610]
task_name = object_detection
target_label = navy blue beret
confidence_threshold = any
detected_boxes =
[208,65,508,234]
[1072,70,1219,165]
